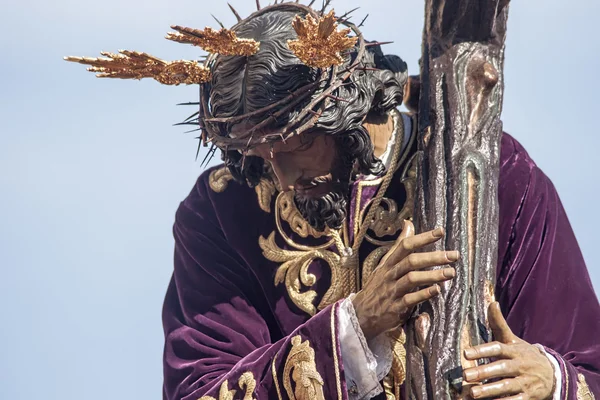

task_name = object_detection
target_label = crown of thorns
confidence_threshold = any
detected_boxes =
[65,1,386,158]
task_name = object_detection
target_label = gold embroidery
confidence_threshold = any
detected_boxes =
[382,329,407,400]
[255,179,277,213]
[260,232,356,315]
[209,167,277,213]
[272,352,284,400]
[330,305,343,400]
[577,373,595,400]
[369,198,405,238]
[364,152,417,247]
[198,373,257,400]
[362,246,391,285]
[209,167,235,193]
[389,328,407,397]
[284,336,326,400]
[278,191,327,239]
[383,375,396,400]
[238,372,257,400]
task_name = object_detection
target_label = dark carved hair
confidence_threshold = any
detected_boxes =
[210,7,408,186]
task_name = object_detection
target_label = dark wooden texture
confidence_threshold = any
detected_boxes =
[406,1,510,399]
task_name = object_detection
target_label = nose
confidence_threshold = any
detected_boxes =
[269,156,301,192]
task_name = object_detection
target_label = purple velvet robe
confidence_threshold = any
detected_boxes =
[162,133,600,399]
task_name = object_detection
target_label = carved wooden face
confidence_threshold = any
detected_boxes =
[246,134,338,199]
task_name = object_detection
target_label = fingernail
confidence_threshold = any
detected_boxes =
[464,348,476,359]
[470,386,482,397]
[433,227,444,238]
[443,268,456,278]
[446,251,460,261]
[464,368,478,382]
[431,284,440,294]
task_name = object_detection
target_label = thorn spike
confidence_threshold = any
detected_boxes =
[228,3,242,22]
[211,14,225,28]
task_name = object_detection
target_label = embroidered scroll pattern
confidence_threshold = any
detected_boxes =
[259,230,356,316]
[577,373,595,400]
[259,191,359,315]
[208,167,276,213]
[198,372,256,400]
[283,335,325,400]
[364,153,417,247]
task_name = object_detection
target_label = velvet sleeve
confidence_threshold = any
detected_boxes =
[496,136,600,398]
[162,174,347,400]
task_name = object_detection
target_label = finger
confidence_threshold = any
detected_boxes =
[464,341,518,360]
[393,250,460,278]
[464,359,519,383]
[382,222,444,267]
[470,378,525,399]
[380,220,415,266]
[396,268,456,294]
[489,301,519,344]
[397,285,441,312]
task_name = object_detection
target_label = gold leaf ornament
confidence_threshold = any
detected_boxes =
[283,336,326,400]
[198,372,257,400]
[288,11,358,69]
[167,26,260,57]
[65,50,210,85]
[577,373,595,400]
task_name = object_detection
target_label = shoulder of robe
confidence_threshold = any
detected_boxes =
[175,164,256,231]
[499,133,555,200]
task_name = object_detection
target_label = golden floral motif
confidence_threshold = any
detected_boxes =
[167,26,260,57]
[288,11,357,69]
[284,336,325,400]
[65,51,210,85]
[255,179,277,213]
[577,373,595,400]
[198,372,256,400]
[260,232,356,315]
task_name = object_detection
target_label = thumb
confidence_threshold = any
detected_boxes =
[488,302,519,344]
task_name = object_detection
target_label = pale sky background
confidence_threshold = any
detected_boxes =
[1,1,598,399]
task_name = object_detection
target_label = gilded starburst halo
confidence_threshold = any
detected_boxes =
[288,10,358,69]
[166,26,260,57]
[64,50,211,85]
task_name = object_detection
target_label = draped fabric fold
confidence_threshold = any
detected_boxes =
[495,135,600,398]
[162,172,347,400]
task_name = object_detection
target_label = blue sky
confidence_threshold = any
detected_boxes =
[1,1,598,399]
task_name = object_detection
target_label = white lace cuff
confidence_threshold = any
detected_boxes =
[534,344,562,400]
[338,295,393,400]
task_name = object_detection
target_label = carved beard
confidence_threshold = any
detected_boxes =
[294,154,354,232]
